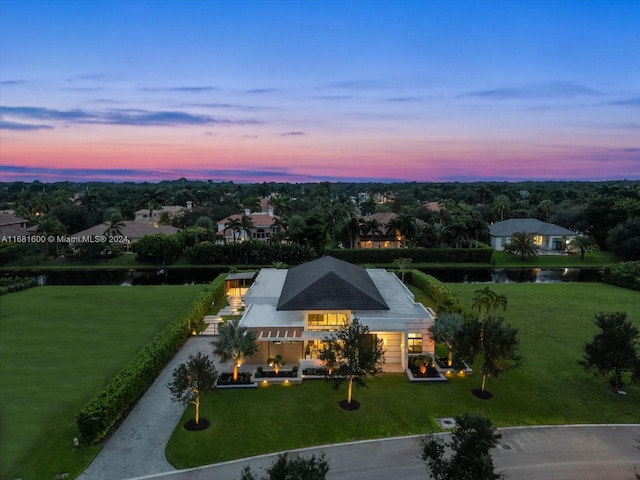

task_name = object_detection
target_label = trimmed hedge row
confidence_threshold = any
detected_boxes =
[409,269,473,320]
[186,241,312,265]
[76,273,227,445]
[326,247,492,265]
[601,261,640,291]
[0,242,40,265]
[0,276,38,296]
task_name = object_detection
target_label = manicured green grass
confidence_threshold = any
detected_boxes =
[490,250,619,267]
[0,285,207,479]
[166,283,640,469]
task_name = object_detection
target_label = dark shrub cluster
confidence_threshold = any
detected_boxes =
[186,240,312,265]
[601,261,640,291]
[0,276,38,295]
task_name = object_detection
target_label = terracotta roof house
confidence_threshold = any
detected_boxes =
[239,256,436,372]
[217,209,281,243]
[0,212,31,238]
[489,219,577,253]
[356,212,401,249]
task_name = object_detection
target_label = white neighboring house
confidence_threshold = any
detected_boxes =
[217,209,281,243]
[238,256,436,372]
[489,219,577,253]
[135,202,192,226]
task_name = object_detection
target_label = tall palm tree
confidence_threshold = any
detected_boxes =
[269,194,291,217]
[142,188,165,222]
[212,320,258,381]
[504,231,538,260]
[492,194,512,221]
[224,217,243,243]
[104,217,126,237]
[472,287,507,323]
[240,213,254,241]
[365,219,382,247]
[286,214,307,244]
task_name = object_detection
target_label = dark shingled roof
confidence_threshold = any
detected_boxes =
[276,256,389,311]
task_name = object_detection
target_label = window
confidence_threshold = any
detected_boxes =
[308,313,348,330]
[408,333,423,354]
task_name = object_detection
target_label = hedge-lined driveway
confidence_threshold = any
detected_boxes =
[78,336,217,480]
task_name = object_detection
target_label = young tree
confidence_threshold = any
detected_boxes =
[454,316,522,398]
[421,413,504,480]
[167,352,217,426]
[580,311,640,391]
[392,256,413,283]
[240,453,329,480]
[319,317,385,409]
[428,312,464,367]
[213,319,259,381]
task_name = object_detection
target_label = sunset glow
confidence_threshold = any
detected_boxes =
[1,0,638,183]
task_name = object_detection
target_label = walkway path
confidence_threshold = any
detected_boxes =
[78,336,218,480]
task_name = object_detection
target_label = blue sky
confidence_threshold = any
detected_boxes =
[1,0,639,183]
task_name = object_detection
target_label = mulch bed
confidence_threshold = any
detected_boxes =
[472,389,493,400]
[338,399,361,411]
[184,418,211,431]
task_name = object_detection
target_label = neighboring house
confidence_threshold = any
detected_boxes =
[489,219,577,253]
[356,212,401,249]
[217,209,281,243]
[71,220,180,248]
[135,202,192,225]
[0,212,33,238]
[238,256,435,372]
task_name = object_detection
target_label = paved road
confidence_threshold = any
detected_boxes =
[128,425,640,480]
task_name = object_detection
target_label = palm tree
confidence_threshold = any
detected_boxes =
[428,312,463,367]
[365,219,382,247]
[504,231,538,260]
[142,188,165,222]
[269,194,291,217]
[224,217,243,242]
[104,216,125,237]
[240,213,254,241]
[472,287,507,323]
[392,257,413,283]
[568,235,600,260]
[492,194,512,221]
[212,319,258,381]
[286,215,307,244]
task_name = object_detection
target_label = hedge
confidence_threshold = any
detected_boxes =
[326,247,492,265]
[186,240,312,265]
[0,276,38,296]
[75,273,227,445]
[409,269,473,320]
[601,261,640,291]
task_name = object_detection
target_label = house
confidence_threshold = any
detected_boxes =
[356,212,401,249]
[217,209,281,243]
[71,220,180,248]
[489,219,577,253]
[0,212,33,238]
[135,202,192,225]
[238,256,435,372]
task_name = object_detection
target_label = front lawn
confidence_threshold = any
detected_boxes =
[0,284,207,480]
[166,282,640,469]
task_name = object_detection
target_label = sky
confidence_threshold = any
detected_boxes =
[0,0,639,184]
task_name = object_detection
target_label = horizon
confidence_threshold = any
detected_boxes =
[1,0,639,183]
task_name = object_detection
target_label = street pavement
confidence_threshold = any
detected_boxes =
[77,335,640,480]
[127,425,640,480]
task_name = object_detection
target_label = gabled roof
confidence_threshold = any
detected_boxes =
[361,212,397,228]
[73,221,179,240]
[489,219,576,237]
[276,256,389,311]
[218,211,279,227]
[0,212,28,226]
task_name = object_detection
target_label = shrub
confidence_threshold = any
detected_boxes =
[76,273,227,445]
[601,261,640,291]
[0,276,38,296]
[409,269,473,319]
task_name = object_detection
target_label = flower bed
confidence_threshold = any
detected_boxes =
[216,372,257,389]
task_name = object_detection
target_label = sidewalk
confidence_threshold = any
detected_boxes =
[78,336,219,480]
